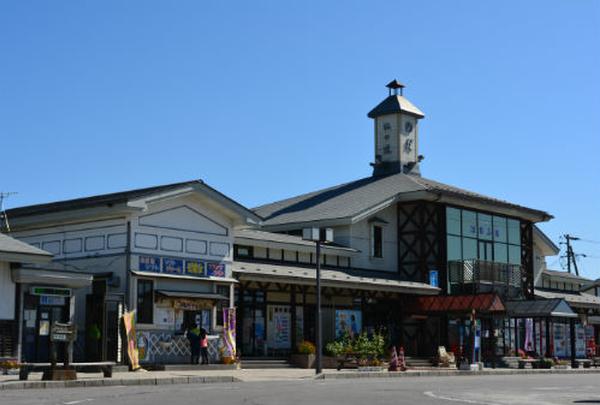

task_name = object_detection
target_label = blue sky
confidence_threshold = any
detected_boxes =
[1,1,599,277]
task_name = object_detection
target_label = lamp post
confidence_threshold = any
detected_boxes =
[302,227,333,375]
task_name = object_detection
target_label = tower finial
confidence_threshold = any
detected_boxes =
[386,79,405,96]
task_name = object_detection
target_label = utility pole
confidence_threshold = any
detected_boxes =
[0,191,18,232]
[562,234,580,276]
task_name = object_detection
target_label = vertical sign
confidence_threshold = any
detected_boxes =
[429,270,439,288]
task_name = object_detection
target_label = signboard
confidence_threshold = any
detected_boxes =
[138,255,224,278]
[335,310,362,338]
[40,295,66,306]
[31,286,71,297]
[223,307,237,358]
[50,322,77,342]
[429,270,439,288]
[185,260,205,276]
[139,256,161,272]
[163,258,184,275]
[206,263,225,277]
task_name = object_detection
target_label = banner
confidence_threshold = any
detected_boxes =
[122,311,141,370]
[223,307,236,358]
[335,310,361,338]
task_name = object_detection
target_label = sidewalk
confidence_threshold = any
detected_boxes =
[0,367,318,390]
[2,366,600,390]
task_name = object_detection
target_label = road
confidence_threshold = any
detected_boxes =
[1,373,599,405]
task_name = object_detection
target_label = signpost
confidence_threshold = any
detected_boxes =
[43,322,77,381]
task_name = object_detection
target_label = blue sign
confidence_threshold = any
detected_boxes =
[139,256,161,272]
[429,270,439,287]
[206,263,226,277]
[163,258,184,275]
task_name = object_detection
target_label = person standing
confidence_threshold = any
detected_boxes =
[186,324,200,365]
[199,328,209,365]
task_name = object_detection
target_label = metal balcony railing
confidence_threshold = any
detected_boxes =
[448,260,525,299]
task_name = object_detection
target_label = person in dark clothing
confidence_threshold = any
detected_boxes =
[187,324,200,364]
[199,328,209,365]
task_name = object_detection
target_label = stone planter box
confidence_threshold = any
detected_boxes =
[290,353,316,369]
[358,366,385,372]
[553,364,571,370]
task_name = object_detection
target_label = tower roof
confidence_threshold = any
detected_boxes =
[367,94,425,119]
[368,80,425,119]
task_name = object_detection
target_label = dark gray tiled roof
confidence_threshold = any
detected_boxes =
[367,95,425,118]
[5,179,260,223]
[505,299,577,318]
[254,172,551,227]
[0,233,52,258]
[543,269,590,282]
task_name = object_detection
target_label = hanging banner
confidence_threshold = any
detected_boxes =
[223,307,237,358]
[122,311,141,370]
[524,318,534,351]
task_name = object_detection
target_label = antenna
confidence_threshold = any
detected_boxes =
[0,191,18,232]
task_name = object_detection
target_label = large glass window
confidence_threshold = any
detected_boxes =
[446,207,522,265]
[137,279,154,324]
[447,208,461,235]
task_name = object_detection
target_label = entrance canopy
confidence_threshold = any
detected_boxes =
[505,298,578,319]
[232,262,439,295]
[410,293,505,314]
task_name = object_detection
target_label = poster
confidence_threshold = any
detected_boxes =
[163,258,184,275]
[335,310,362,338]
[223,307,236,358]
[273,311,290,349]
[207,263,225,277]
[576,324,586,358]
[554,323,568,358]
[155,307,175,326]
[122,310,141,370]
[137,332,151,362]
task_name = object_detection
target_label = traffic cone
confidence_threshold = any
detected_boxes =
[389,346,398,372]
[398,346,407,371]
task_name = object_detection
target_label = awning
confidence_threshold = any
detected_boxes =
[409,293,505,314]
[232,262,439,295]
[505,299,578,319]
[131,270,237,284]
[11,267,92,289]
[156,290,228,301]
[535,289,600,310]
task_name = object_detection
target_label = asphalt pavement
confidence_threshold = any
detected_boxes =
[1,373,599,405]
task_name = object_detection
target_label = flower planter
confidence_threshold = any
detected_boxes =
[290,353,316,369]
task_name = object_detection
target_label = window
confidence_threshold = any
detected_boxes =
[445,207,523,266]
[234,245,254,259]
[137,279,154,324]
[215,285,230,327]
[371,225,383,258]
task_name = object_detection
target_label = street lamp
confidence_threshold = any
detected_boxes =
[302,227,333,375]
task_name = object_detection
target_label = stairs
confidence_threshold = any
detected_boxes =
[241,357,294,369]
[404,356,435,368]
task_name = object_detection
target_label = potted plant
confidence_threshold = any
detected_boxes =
[290,341,317,368]
[0,358,19,375]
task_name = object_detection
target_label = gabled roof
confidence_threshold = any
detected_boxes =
[542,269,590,282]
[535,289,600,309]
[253,172,551,229]
[0,233,53,263]
[367,95,425,118]
[5,179,262,228]
[533,225,560,256]
[409,293,505,314]
[505,299,577,319]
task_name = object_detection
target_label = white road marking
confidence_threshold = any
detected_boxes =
[423,391,503,405]
[63,399,94,405]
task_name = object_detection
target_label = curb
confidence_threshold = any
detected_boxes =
[0,375,241,390]
[316,368,600,380]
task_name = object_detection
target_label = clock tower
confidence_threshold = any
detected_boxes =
[368,80,425,176]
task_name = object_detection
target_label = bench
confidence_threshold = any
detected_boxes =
[517,358,538,369]
[19,362,116,381]
[574,359,592,369]
[336,353,360,371]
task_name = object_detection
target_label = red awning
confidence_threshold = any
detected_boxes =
[410,293,505,314]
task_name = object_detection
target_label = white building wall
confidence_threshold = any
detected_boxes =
[0,261,16,320]
[333,205,398,272]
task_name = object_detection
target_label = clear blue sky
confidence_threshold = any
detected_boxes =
[1,1,599,277]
